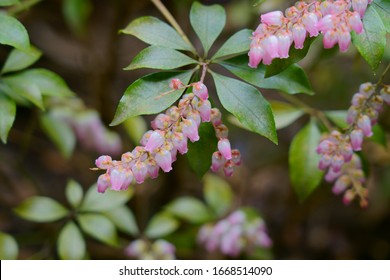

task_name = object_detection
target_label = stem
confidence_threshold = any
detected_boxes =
[375,63,390,88]
[150,0,196,53]
[7,0,42,16]
[200,63,208,83]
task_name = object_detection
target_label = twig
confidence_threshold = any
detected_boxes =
[7,0,42,16]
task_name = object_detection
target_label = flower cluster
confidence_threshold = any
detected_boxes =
[249,0,372,67]
[50,105,121,155]
[125,239,176,260]
[317,82,389,207]
[94,80,240,193]
[197,210,272,257]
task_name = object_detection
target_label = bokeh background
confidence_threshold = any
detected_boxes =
[1,0,390,259]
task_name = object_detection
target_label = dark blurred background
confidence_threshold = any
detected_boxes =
[1,0,390,260]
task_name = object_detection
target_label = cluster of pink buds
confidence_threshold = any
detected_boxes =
[317,82,389,206]
[125,239,176,260]
[249,0,372,67]
[197,210,272,257]
[94,80,241,193]
[51,107,122,155]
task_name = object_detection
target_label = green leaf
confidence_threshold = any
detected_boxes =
[373,2,390,33]
[190,1,226,56]
[11,69,74,97]
[203,174,233,217]
[220,55,314,95]
[325,110,348,129]
[2,76,44,109]
[124,46,197,71]
[104,206,139,236]
[40,114,76,158]
[144,212,179,239]
[211,72,277,144]
[270,101,304,130]
[80,183,133,213]
[78,213,119,246]
[166,197,212,224]
[265,37,316,78]
[187,122,218,178]
[2,45,42,74]
[352,5,386,70]
[62,0,92,36]
[370,124,387,147]
[0,0,20,6]
[111,70,193,126]
[65,180,84,209]
[212,29,252,60]
[289,120,324,202]
[57,221,86,260]
[14,196,69,222]
[0,95,16,144]
[0,13,29,50]
[0,232,18,260]
[120,16,194,52]
[123,116,147,144]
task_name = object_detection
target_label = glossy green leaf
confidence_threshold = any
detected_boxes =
[111,70,193,126]
[0,95,16,144]
[289,120,324,202]
[270,101,304,130]
[14,196,68,222]
[203,174,233,217]
[373,2,390,33]
[166,197,212,224]
[0,13,29,50]
[57,221,86,260]
[16,69,74,97]
[124,46,197,71]
[80,183,133,213]
[190,1,226,55]
[187,122,218,178]
[104,206,139,236]
[62,0,92,35]
[2,46,42,74]
[144,212,179,239]
[65,180,84,209]
[0,232,18,260]
[0,0,19,6]
[211,72,277,144]
[325,110,348,129]
[220,55,313,95]
[123,116,147,144]
[2,76,44,109]
[352,5,386,70]
[78,213,119,246]
[371,124,387,147]
[120,16,194,52]
[265,37,316,78]
[40,114,76,158]
[212,29,252,60]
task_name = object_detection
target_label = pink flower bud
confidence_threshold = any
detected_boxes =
[215,124,229,139]
[341,144,353,162]
[332,175,351,195]
[331,154,345,172]
[218,138,232,160]
[211,152,225,172]
[342,189,355,205]
[186,110,201,127]
[169,78,182,90]
[357,115,373,137]
[248,45,264,68]
[223,160,235,177]
[110,168,128,191]
[232,149,242,166]
[182,119,199,142]
[325,168,342,182]
[380,86,390,105]
[144,131,165,152]
[197,99,211,122]
[316,140,333,154]
[349,12,363,34]
[146,158,159,179]
[352,0,368,17]
[172,132,188,154]
[132,162,148,184]
[95,155,112,169]
[352,93,366,106]
[193,82,209,100]
[121,152,134,163]
[350,129,364,151]
[347,106,358,124]
[261,10,284,26]
[228,211,245,224]
[292,24,306,49]
[323,30,338,49]
[319,154,332,170]
[316,14,334,33]
[338,31,351,52]
[263,35,279,60]
[211,108,222,126]
[97,173,110,193]
[154,149,173,172]
[302,13,319,37]
[277,32,292,58]
[125,240,147,258]
[359,82,374,97]
[151,114,171,130]
[256,231,273,248]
